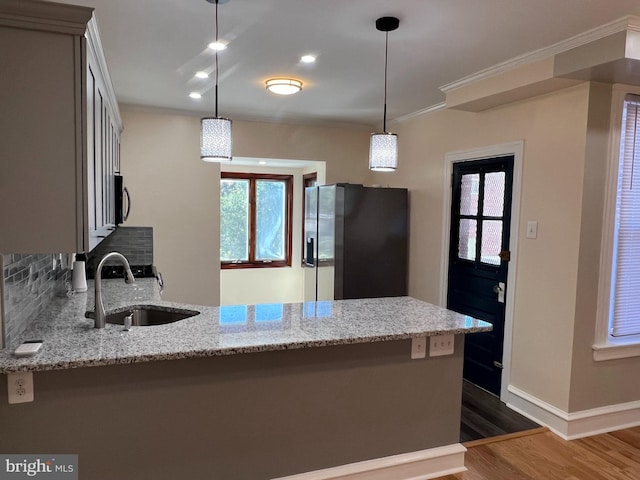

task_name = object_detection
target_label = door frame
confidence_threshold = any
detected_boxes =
[440,141,524,401]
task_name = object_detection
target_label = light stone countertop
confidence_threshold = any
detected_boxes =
[0,278,492,373]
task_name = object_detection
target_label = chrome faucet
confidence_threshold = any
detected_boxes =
[93,252,135,328]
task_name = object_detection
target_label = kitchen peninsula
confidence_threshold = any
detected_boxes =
[0,279,491,480]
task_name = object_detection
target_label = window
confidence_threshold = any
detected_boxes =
[594,92,640,360]
[220,172,293,268]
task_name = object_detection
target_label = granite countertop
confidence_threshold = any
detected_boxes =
[0,278,492,373]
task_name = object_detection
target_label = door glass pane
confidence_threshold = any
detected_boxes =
[458,219,477,261]
[256,180,286,261]
[481,220,503,265]
[220,179,249,262]
[483,172,505,216]
[460,174,479,215]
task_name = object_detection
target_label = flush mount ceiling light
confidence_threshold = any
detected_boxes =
[201,0,232,162]
[369,16,399,172]
[265,78,303,95]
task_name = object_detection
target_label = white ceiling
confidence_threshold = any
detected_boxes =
[55,0,640,128]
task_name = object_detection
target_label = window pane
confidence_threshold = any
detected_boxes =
[460,174,479,215]
[483,172,505,216]
[458,219,477,261]
[220,179,249,262]
[481,220,503,265]
[611,98,640,336]
[256,180,286,261]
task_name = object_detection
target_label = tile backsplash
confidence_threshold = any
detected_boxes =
[86,226,153,276]
[1,228,154,349]
[2,253,69,349]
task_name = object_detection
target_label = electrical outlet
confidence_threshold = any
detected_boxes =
[429,334,455,357]
[411,336,427,359]
[7,372,34,404]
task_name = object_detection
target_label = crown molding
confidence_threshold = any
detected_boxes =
[441,15,640,94]
[0,0,92,35]
[393,102,447,123]
[86,14,123,131]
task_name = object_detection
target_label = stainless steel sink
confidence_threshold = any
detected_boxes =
[105,306,200,327]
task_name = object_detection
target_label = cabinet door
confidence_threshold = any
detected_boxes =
[87,63,97,236]
[87,61,119,250]
[0,26,84,252]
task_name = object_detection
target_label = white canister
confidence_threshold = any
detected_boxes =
[72,260,88,293]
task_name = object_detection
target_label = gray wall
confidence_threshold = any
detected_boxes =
[0,337,464,479]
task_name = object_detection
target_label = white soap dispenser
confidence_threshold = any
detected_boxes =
[72,253,88,293]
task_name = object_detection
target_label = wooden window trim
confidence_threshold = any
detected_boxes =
[221,172,293,269]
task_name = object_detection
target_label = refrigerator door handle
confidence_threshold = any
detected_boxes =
[304,237,315,266]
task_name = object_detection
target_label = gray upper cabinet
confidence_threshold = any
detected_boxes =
[85,13,122,251]
[0,0,122,254]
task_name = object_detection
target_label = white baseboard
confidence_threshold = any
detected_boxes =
[507,385,640,440]
[271,444,467,480]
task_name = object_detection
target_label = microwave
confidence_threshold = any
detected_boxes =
[114,175,131,225]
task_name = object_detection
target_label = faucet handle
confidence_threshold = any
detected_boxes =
[157,272,164,293]
[123,312,133,331]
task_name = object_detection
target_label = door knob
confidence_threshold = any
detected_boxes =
[493,282,505,303]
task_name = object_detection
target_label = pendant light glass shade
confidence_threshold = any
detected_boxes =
[201,117,232,162]
[200,0,232,162]
[369,16,399,172]
[369,132,398,171]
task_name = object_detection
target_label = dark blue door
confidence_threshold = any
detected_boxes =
[447,156,514,396]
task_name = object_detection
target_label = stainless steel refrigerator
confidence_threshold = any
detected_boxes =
[303,183,408,301]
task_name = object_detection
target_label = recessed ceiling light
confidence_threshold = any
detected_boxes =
[300,55,316,64]
[208,41,227,51]
[265,78,303,95]
[195,71,209,79]
[189,92,202,99]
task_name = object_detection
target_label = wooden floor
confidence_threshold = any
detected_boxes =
[437,426,640,479]
[460,381,540,442]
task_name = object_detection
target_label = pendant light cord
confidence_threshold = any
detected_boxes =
[382,30,389,133]
[214,0,219,118]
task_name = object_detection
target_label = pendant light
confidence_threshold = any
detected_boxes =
[369,16,399,172]
[201,0,232,162]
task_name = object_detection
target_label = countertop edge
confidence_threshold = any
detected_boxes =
[0,326,491,374]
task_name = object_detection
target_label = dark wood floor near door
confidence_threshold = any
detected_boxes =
[460,381,541,442]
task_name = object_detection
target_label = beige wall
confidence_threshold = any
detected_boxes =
[232,119,370,185]
[121,82,640,414]
[121,108,370,307]
[121,110,221,306]
[368,84,591,411]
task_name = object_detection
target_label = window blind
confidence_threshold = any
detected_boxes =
[610,95,640,337]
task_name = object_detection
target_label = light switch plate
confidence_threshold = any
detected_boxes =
[526,221,538,239]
